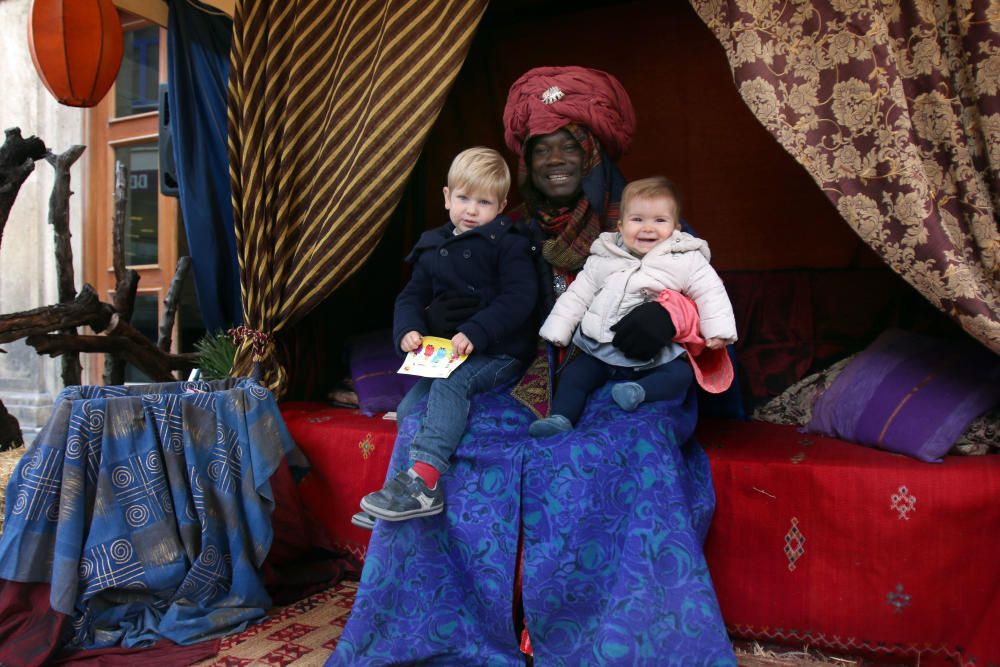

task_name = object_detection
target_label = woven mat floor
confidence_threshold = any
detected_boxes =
[193,580,357,666]
[192,577,908,667]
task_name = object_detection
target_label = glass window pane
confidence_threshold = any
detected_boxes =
[115,144,159,265]
[124,294,159,383]
[115,26,160,117]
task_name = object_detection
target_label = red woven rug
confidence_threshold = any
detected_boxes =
[194,581,357,666]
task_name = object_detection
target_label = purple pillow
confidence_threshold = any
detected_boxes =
[348,330,419,416]
[806,329,1000,462]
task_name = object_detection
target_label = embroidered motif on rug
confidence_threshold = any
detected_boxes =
[358,433,374,460]
[886,583,911,613]
[784,517,805,571]
[890,485,916,520]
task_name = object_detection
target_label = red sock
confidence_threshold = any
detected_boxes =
[411,461,440,489]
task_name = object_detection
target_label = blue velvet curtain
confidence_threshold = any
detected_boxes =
[166,0,242,332]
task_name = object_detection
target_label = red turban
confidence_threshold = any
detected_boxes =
[502,66,636,161]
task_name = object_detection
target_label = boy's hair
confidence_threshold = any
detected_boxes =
[621,176,683,219]
[447,147,511,203]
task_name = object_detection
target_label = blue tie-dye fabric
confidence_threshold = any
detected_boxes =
[330,384,735,666]
[0,378,303,649]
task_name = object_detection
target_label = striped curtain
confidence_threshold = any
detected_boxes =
[227,0,489,393]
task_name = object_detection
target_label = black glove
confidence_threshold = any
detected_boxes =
[424,292,480,337]
[610,301,678,361]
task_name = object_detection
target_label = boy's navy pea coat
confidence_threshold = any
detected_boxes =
[393,216,538,361]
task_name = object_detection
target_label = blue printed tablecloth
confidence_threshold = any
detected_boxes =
[0,377,304,649]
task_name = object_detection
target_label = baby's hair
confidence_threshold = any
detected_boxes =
[621,176,683,219]
[447,147,511,203]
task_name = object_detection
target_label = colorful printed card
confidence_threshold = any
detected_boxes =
[398,336,468,378]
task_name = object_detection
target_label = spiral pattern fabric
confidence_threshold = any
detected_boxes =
[0,378,304,649]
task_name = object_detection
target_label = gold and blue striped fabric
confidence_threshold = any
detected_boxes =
[227,0,488,393]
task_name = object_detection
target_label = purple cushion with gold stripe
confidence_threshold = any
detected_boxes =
[806,328,1000,462]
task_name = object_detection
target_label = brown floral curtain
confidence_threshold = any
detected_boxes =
[690,0,1000,353]
[228,0,489,394]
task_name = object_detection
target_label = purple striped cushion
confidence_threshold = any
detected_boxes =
[806,329,1000,462]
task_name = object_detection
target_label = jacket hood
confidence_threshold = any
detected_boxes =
[590,230,711,262]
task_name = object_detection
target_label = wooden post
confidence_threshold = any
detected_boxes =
[45,145,87,387]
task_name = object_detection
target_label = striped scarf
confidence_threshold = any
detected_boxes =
[518,124,622,272]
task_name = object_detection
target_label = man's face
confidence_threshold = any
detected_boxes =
[529,129,584,207]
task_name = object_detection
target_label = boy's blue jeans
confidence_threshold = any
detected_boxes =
[397,353,522,472]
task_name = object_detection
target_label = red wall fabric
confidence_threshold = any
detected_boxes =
[418,1,872,272]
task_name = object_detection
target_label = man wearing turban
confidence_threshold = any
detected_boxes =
[330,66,736,667]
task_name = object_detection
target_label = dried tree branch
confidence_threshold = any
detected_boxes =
[0,284,114,344]
[45,145,87,386]
[105,161,137,385]
[0,399,23,451]
[28,333,199,381]
[158,256,191,352]
[0,128,47,250]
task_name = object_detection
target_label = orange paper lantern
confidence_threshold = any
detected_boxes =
[27,0,124,108]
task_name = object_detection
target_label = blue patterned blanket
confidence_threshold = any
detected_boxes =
[330,384,736,666]
[0,378,302,649]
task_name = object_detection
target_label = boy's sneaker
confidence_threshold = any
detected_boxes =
[351,511,375,530]
[360,469,444,521]
[612,382,646,411]
[529,414,573,438]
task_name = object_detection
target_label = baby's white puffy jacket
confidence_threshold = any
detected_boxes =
[539,231,737,346]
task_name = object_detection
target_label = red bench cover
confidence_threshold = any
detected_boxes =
[279,401,1000,665]
[280,402,396,561]
[699,419,1000,666]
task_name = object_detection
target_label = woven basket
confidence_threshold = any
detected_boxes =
[0,446,26,535]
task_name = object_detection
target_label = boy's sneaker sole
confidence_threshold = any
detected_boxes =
[351,511,375,530]
[360,494,444,521]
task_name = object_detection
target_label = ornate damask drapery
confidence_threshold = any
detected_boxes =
[227,0,488,394]
[691,0,1000,353]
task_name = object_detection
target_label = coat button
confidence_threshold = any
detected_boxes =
[500,220,506,226]
[468,285,476,292]
[463,249,471,258]
[440,249,448,256]
[531,246,536,252]
[490,234,496,240]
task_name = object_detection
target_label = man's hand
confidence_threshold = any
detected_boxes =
[451,332,474,356]
[609,301,678,361]
[425,293,480,337]
[400,331,423,353]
